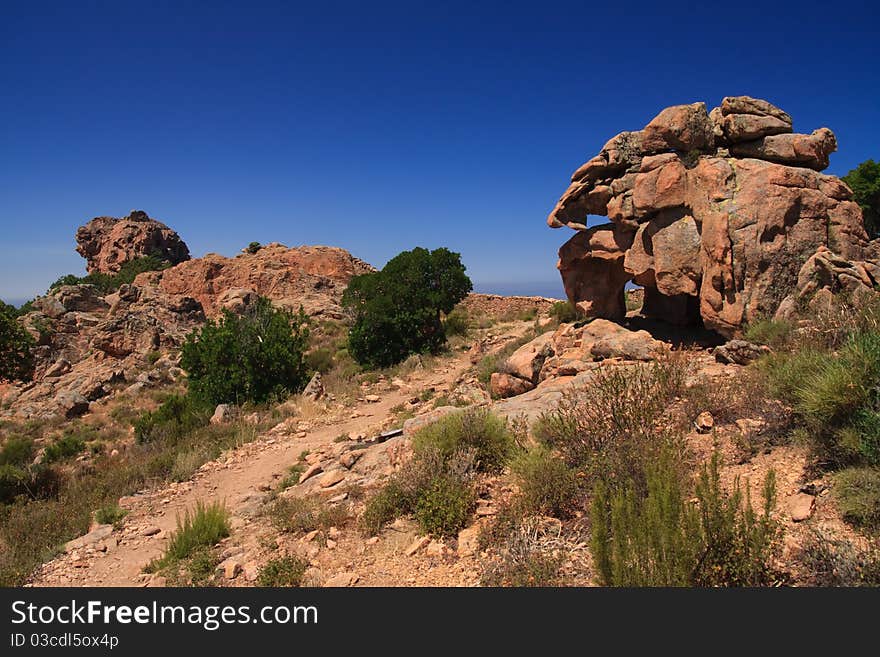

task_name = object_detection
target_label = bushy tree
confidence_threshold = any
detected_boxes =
[342,247,472,368]
[180,297,310,405]
[843,159,880,239]
[0,301,34,382]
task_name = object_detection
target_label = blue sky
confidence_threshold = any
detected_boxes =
[1,0,877,304]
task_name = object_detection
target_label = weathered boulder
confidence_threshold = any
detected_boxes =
[503,331,555,383]
[75,210,190,274]
[547,96,875,337]
[714,340,770,366]
[490,372,535,399]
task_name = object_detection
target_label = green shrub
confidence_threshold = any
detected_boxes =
[304,348,334,374]
[360,448,476,536]
[48,256,171,294]
[94,504,127,526]
[258,556,307,587]
[834,467,880,527]
[181,296,310,405]
[0,303,34,382]
[246,241,263,254]
[267,496,348,534]
[535,358,687,490]
[548,301,581,324]
[443,308,471,337]
[134,394,211,445]
[0,437,34,466]
[343,247,472,368]
[511,447,578,518]
[411,408,516,474]
[42,435,85,464]
[146,501,229,571]
[591,451,778,587]
[414,473,475,536]
[744,318,796,349]
[766,332,880,467]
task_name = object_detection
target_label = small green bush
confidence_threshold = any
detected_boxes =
[42,435,85,464]
[0,437,34,466]
[591,451,778,587]
[414,474,475,536]
[134,394,211,445]
[304,348,334,374]
[181,297,310,405]
[267,496,348,534]
[834,467,880,527]
[535,358,687,490]
[360,448,476,536]
[744,318,796,349]
[258,556,307,587]
[95,504,127,526]
[412,408,516,474]
[548,301,581,324]
[443,308,471,337]
[511,447,578,518]
[146,501,229,571]
[246,241,263,254]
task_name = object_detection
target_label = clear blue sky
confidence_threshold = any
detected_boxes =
[1,0,877,305]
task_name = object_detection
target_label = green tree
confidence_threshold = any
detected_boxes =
[843,159,880,240]
[48,255,172,294]
[0,302,34,382]
[180,297,310,405]
[342,247,472,368]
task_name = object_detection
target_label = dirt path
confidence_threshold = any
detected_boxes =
[31,353,475,587]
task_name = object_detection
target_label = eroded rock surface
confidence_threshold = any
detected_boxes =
[76,210,190,274]
[548,96,877,336]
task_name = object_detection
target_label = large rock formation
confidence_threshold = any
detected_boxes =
[76,210,190,274]
[135,243,375,319]
[548,96,877,336]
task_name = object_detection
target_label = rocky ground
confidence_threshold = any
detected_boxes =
[21,307,860,588]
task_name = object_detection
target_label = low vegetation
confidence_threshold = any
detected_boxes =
[361,408,516,537]
[181,296,311,405]
[49,255,171,294]
[146,501,230,573]
[258,555,307,586]
[0,301,35,382]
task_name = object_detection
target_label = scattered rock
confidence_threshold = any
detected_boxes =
[303,372,325,400]
[298,463,323,484]
[405,536,431,556]
[210,404,231,425]
[64,525,113,552]
[142,526,161,537]
[323,571,359,587]
[694,411,714,434]
[319,470,346,488]
[489,372,535,399]
[714,340,770,365]
[457,525,481,557]
[789,493,815,522]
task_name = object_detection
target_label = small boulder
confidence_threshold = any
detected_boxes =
[489,372,535,399]
[714,340,770,365]
[210,404,231,425]
[694,411,714,434]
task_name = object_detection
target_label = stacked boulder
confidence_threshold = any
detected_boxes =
[548,96,877,336]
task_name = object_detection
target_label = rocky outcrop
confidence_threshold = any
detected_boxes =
[489,319,666,397]
[6,283,204,420]
[76,210,190,274]
[135,243,375,319]
[548,96,876,336]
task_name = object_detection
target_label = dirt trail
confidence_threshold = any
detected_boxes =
[31,353,475,587]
